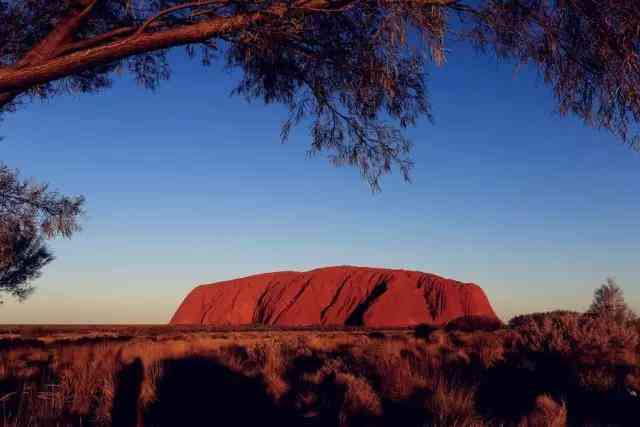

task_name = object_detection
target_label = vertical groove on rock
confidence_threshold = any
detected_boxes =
[461,285,472,316]
[199,297,213,325]
[423,279,447,321]
[252,287,271,324]
[320,274,351,324]
[229,288,242,315]
[272,277,314,324]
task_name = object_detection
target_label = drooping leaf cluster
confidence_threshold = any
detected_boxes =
[226,1,449,187]
[472,0,640,147]
[0,164,84,301]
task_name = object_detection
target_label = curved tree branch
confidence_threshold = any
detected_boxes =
[135,0,229,35]
[0,0,99,109]
[0,0,316,97]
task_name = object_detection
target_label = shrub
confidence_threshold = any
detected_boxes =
[425,376,482,426]
[445,316,504,333]
[624,366,640,395]
[365,340,429,400]
[508,311,579,329]
[334,372,382,426]
[462,332,506,369]
[633,318,640,335]
[414,323,439,338]
[367,331,386,340]
[518,394,567,427]
[510,311,639,364]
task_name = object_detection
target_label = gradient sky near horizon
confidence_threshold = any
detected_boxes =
[1,44,638,324]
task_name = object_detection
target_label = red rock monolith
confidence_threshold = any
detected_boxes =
[170,266,498,327]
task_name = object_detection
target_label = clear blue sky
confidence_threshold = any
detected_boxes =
[1,44,638,323]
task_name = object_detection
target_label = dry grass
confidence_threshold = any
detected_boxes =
[0,315,638,426]
[425,376,481,427]
[517,394,567,427]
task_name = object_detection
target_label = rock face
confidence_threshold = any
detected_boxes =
[170,266,498,327]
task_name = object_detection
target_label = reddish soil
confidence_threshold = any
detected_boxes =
[170,266,498,327]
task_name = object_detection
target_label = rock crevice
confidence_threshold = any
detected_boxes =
[345,281,388,326]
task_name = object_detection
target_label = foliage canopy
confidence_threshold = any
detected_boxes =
[0,164,84,301]
[1,0,639,187]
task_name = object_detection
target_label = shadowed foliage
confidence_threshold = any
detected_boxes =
[144,357,297,426]
[0,219,52,302]
[111,358,144,426]
[413,323,438,339]
[444,315,504,333]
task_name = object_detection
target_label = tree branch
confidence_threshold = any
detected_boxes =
[56,26,140,57]
[0,0,99,109]
[0,0,470,104]
[295,0,359,13]
[135,0,229,35]
[20,0,99,66]
[0,2,293,95]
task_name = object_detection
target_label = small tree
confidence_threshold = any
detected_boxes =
[0,164,84,302]
[588,278,637,324]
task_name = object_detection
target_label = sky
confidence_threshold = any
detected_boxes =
[1,43,638,324]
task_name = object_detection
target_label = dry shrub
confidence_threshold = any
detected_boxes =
[53,343,122,421]
[438,344,472,370]
[445,316,504,333]
[0,342,124,424]
[140,357,164,409]
[576,365,617,392]
[334,372,382,426]
[625,367,640,395]
[468,332,505,369]
[486,311,640,424]
[508,311,580,329]
[279,347,383,426]
[511,311,639,367]
[518,394,567,427]
[414,323,439,339]
[425,375,482,427]
[362,339,429,400]
[367,331,386,340]
[248,340,289,400]
[425,329,449,347]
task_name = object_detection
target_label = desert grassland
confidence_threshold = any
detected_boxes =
[0,314,639,427]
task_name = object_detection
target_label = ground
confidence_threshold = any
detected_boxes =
[0,316,638,426]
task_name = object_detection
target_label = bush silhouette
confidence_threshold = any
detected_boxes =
[444,316,504,333]
[413,323,438,338]
[144,357,296,427]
